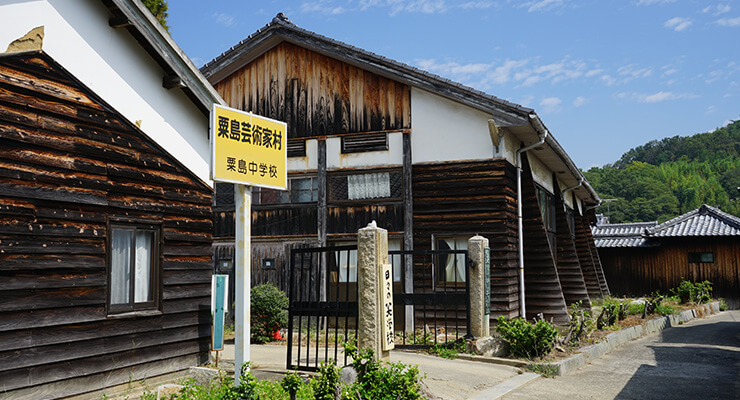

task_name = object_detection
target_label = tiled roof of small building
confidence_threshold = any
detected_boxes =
[592,205,740,248]
[592,222,658,248]
[647,204,740,237]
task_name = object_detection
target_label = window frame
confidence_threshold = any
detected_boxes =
[688,252,714,263]
[535,185,557,258]
[432,235,469,286]
[107,222,161,315]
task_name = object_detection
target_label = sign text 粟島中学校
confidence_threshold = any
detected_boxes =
[210,104,287,190]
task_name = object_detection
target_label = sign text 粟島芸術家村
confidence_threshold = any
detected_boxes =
[210,104,287,190]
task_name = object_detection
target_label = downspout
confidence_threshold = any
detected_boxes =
[562,178,583,198]
[516,115,548,319]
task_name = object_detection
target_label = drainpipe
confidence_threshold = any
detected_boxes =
[562,178,583,198]
[516,116,548,319]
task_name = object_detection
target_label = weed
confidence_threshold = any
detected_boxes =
[526,363,559,378]
[428,339,467,359]
[495,316,557,359]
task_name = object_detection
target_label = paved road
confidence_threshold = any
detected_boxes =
[220,343,525,400]
[503,310,740,400]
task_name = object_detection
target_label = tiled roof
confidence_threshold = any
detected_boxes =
[592,205,740,248]
[592,222,658,248]
[647,204,740,237]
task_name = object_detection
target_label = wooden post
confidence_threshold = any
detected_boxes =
[402,131,414,333]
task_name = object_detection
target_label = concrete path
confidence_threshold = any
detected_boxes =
[501,310,740,400]
[216,343,532,400]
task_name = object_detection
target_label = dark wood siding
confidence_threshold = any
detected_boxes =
[553,181,591,309]
[412,159,520,320]
[519,155,568,324]
[213,42,411,139]
[0,52,212,399]
[600,237,739,308]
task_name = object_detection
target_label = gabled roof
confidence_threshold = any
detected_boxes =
[201,13,529,128]
[201,13,601,206]
[647,204,740,237]
[102,0,224,113]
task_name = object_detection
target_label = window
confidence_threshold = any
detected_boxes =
[435,237,468,283]
[566,207,576,238]
[688,252,714,263]
[108,224,159,313]
[331,243,357,283]
[252,176,317,205]
[328,171,402,201]
[536,186,557,258]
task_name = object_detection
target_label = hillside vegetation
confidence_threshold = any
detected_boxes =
[584,119,740,223]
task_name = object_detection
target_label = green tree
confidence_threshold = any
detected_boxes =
[141,0,170,32]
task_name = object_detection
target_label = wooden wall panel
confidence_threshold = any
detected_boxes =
[600,238,739,307]
[214,42,410,138]
[0,52,212,398]
[552,182,591,309]
[519,154,568,324]
[412,159,520,320]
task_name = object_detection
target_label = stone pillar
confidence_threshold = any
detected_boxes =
[357,221,390,362]
[468,235,490,338]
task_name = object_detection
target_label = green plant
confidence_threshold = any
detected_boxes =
[342,339,426,400]
[671,279,713,304]
[495,316,557,359]
[526,363,559,378]
[311,361,340,400]
[251,283,289,344]
[596,298,628,329]
[281,370,304,400]
[642,292,664,318]
[428,339,466,359]
[562,302,594,346]
[719,298,728,311]
[627,302,644,315]
[655,303,675,315]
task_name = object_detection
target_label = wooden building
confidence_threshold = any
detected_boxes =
[0,1,224,398]
[593,205,740,308]
[202,14,609,325]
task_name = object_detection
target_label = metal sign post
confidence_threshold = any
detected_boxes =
[210,104,287,385]
[234,184,251,383]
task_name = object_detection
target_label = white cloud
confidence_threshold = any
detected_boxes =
[301,1,346,14]
[706,105,717,114]
[459,1,495,9]
[703,4,731,16]
[616,91,698,103]
[636,0,676,5]
[212,12,235,27]
[617,64,653,80]
[717,17,740,27]
[585,69,604,77]
[664,17,692,31]
[415,59,491,77]
[522,0,564,12]
[573,96,587,107]
[540,97,562,113]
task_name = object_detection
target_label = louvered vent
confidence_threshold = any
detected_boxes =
[341,133,388,153]
[287,139,306,157]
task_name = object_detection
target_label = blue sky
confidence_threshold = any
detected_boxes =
[168,0,740,169]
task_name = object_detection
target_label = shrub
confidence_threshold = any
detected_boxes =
[655,303,674,316]
[342,339,426,400]
[251,283,288,344]
[281,371,304,400]
[671,279,713,304]
[596,297,628,329]
[627,302,644,315]
[311,361,340,400]
[562,301,594,346]
[428,339,466,359]
[495,316,557,359]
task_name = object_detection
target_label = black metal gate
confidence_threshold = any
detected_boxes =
[286,245,358,371]
[286,245,470,371]
[389,249,471,348]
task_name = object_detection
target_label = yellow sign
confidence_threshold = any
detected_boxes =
[210,104,287,190]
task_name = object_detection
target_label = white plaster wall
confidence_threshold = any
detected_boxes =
[326,131,403,170]
[527,154,554,194]
[411,87,495,163]
[287,138,318,172]
[0,0,211,186]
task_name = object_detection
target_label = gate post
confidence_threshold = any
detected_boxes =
[357,221,391,362]
[468,235,490,338]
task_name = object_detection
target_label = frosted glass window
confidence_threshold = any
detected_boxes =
[347,173,391,200]
[436,238,468,283]
[110,228,133,305]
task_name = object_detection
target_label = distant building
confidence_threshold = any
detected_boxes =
[593,205,740,308]
[202,14,609,325]
[0,1,223,398]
